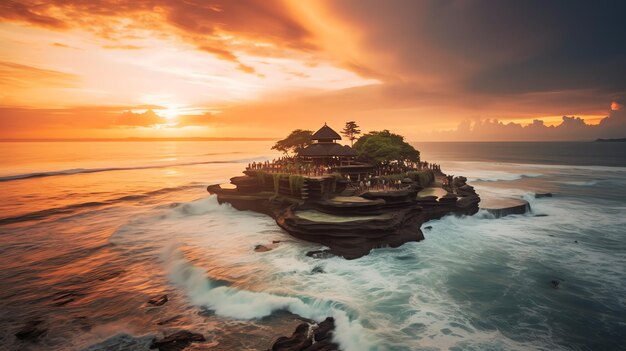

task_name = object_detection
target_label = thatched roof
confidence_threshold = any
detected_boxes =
[299,143,358,157]
[311,124,341,141]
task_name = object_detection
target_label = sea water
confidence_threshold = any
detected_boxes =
[0,141,625,350]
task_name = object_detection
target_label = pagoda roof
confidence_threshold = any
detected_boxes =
[299,143,358,157]
[311,123,341,141]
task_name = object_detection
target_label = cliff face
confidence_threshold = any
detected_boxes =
[207,174,480,259]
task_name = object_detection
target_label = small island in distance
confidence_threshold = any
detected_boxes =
[595,138,626,142]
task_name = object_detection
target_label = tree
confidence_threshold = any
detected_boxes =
[271,129,313,156]
[353,130,420,165]
[341,121,361,146]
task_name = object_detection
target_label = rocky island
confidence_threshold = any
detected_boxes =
[207,123,481,259]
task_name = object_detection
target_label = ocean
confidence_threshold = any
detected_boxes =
[0,141,625,351]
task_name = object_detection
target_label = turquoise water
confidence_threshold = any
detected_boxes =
[0,141,624,350]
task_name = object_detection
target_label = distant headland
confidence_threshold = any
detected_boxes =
[595,138,626,142]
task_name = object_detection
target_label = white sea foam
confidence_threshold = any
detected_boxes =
[107,161,626,351]
[162,245,375,351]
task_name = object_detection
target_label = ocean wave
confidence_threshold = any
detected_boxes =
[0,184,202,226]
[561,180,600,186]
[0,158,264,183]
[162,246,375,351]
[471,172,542,182]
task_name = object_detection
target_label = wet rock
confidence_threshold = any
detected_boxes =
[273,240,282,244]
[272,323,312,350]
[423,226,433,231]
[15,320,47,342]
[306,250,335,259]
[255,244,272,252]
[148,294,169,306]
[551,278,564,289]
[535,192,553,198]
[150,330,206,351]
[311,266,325,274]
[574,240,578,243]
[271,317,339,351]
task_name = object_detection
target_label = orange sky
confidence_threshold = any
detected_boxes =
[0,1,624,141]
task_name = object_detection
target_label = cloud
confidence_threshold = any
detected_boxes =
[114,109,165,126]
[428,103,626,141]
[0,105,215,137]
[326,0,626,95]
[102,44,143,50]
[0,0,316,75]
[0,1,67,28]
[0,61,78,88]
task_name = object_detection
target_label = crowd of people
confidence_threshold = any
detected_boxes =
[247,160,334,177]
[247,159,441,177]
[374,161,440,176]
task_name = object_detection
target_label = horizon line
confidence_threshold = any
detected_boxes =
[0,137,278,142]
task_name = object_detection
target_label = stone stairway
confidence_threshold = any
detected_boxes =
[300,179,309,200]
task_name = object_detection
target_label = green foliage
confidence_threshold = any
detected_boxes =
[272,173,281,195]
[271,129,313,156]
[341,121,361,146]
[353,130,420,165]
[256,171,266,185]
[289,175,305,196]
[406,171,434,187]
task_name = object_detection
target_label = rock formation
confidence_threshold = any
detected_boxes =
[208,170,480,259]
[271,317,339,351]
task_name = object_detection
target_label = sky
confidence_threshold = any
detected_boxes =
[1,0,625,141]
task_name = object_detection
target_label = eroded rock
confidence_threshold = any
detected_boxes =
[255,245,272,252]
[148,295,168,306]
[149,330,205,351]
[271,317,339,351]
[306,250,335,259]
[15,320,47,342]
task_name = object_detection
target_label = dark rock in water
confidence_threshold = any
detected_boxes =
[424,226,433,231]
[272,323,313,350]
[534,214,548,217]
[150,330,206,351]
[551,278,564,289]
[271,317,339,351]
[311,266,325,274]
[306,250,335,259]
[482,198,530,218]
[574,240,578,243]
[255,244,272,252]
[15,320,47,341]
[535,192,553,198]
[314,317,336,341]
[148,294,168,306]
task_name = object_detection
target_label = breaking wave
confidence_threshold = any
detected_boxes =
[162,246,375,351]
[0,184,203,226]
[0,157,265,182]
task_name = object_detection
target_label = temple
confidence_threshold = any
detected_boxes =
[298,123,358,165]
[298,123,372,179]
